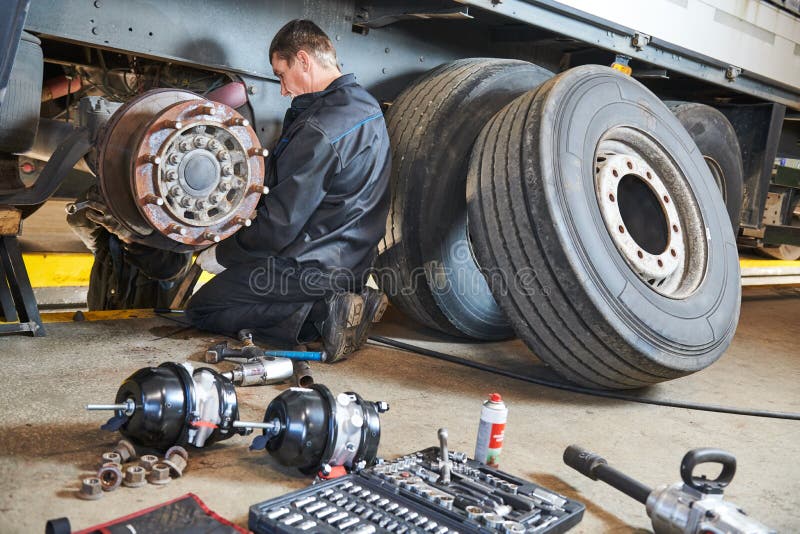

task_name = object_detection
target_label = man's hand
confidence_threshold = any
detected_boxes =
[196,245,226,274]
[85,200,136,244]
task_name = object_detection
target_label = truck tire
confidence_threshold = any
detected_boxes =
[467,65,741,389]
[377,58,552,339]
[0,32,43,154]
[666,102,744,232]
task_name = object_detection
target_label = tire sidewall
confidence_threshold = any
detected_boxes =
[667,102,744,232]
[532,66,740,372]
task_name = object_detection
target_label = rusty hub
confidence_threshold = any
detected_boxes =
[97,89,266,250]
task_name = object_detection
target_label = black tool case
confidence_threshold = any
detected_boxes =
[249,447,584,533]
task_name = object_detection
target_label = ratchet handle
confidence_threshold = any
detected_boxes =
[680,448,736,494]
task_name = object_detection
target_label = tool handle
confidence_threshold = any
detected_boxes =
[563,445,652,504]
[680,448,736,494]
[264,350,326,362]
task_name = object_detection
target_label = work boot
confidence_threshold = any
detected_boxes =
[316,292,364,362]
[355,287,389,350]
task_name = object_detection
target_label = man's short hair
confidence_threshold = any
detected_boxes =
[269,20,339,70]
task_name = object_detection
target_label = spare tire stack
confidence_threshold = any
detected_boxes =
[377,58,552,340]
[381,60,742,390]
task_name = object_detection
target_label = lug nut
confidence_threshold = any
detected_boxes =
[227,117,249,127]
[168,153,180,164]
[100,452,121,466]
[193,136,207,148]
[217,150,230,161]
[123,465,147,488]
[221,165,234,176]
[179,197,192,208]
[178,140,192,151]
[248,147,269,157]
[208,194,220,205]
[139,454,159,471]
[77,477,103,500]
[208,140,220,150]
[163,446,189,477]
[112,439,137,462]
[164,170,178,182]
[195,199,206,210]
[97,463,123,492]
[147,464,171,485]
[169,186,182,197]
[217,182,230,192]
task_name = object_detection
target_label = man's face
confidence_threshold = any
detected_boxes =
[271,54,308,98]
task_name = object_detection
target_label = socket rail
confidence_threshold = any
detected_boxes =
[249,447,584,533]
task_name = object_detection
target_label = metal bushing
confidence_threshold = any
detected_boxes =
[97,89,267,251]
[112,439,137,463]
[122,465,147,488]
[147,463,172,485]
[100,451,121,467]
[162,445,189,477]
[77,477,103,500]
[139,454,159,471]
[97,463,123,492]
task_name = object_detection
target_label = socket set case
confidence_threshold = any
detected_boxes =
[249,447,584,533]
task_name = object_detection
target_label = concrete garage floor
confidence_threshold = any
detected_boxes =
[0,288,798,533]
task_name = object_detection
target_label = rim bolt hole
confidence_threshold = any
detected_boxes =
[646,171,652,180]
[663,195,670,203]
[657,259,663,267]
[670,249,677,257]
[612,169,618,178]
[608,193,615,202]
[672,224,679,232]
[618,225,625,234]
[637,250,643,259]
[626,161,633,169]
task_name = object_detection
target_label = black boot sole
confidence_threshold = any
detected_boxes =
[320,293,364,362]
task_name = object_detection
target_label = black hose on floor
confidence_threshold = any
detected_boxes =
[151,311,798,421]
[368,335,800,421]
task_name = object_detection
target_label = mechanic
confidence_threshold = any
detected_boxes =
[186,19,391,361]
[67,184,192,310]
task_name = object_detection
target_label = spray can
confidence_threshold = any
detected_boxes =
[474,393,508,467]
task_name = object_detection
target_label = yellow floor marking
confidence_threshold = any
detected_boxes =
[21,253,214,288]
[0,308,160,325]
[19,253,800,289]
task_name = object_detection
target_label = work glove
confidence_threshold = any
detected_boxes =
[84,198,136,245]
[196,244,226,274]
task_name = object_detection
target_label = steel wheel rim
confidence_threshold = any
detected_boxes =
[594,126,708,298]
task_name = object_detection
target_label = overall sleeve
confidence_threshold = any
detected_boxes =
[216,123,339,267]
